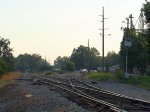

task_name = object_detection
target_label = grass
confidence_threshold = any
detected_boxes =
[87,72,116,81]
[124,76,150,89]
[87,71,150,89]
[0,72,22,90]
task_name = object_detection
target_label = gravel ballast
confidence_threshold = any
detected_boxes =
[52,73,150,102]
[1,73,150,112]
[0,73,90,112]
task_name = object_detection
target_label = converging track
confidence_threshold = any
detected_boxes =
[32,76,150,112]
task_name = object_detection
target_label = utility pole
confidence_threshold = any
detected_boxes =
[100,7,108,71]
[129,14,134,29]
[126,18,129,78]
[102,7,105,71]
[88,39,90,72]
[99,7,109,71]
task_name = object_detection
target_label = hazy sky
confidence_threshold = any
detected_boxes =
[0,0,146,64]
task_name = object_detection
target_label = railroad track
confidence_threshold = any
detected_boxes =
[33,76,150,112]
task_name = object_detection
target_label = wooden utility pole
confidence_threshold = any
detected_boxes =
[99,7,109,71]
[102,7,105,71]
[129,14,134,29]
[88,39,90,72]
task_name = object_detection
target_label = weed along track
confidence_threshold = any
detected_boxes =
[32,76,150,112]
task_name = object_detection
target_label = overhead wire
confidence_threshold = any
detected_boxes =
[103,0,122,30]
[134,15,141,27]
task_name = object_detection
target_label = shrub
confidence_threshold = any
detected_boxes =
[115,70,125,81]
[88,72,113,81]
[0,58,8,77]
[65,61,75,72]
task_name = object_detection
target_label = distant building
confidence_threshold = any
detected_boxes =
[97,65,120,72]
[79,69,88,73]
[109,65,120,72]
[97,67,106,72]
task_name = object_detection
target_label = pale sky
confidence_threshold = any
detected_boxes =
[0,0,146,64]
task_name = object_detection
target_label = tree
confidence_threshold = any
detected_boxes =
[143,2,150,64]
[15,53,51,72]
[0,37,14,73]
[144,2,150,24]
[54,56,75,71]
[54,56,70,70]
[105,51,120,67]
[38,59,51,71]
[0,58,7,76]
[119,26,148,73]
[70,45,100,70]
[0,37,13,58]
[89,47,100,69]
[140,2,150,75]
[65,60,75,72]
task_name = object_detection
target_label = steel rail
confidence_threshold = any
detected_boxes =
[69,79,150,111]
[73,78,150,105]
[33,76,150,111]
[35,76,150,104]
[40,79,126,112]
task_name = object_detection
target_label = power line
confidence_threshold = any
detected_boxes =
[134,15,141,27]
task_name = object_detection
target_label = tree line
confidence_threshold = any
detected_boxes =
[54,45,120,72]
[0,36,51,76]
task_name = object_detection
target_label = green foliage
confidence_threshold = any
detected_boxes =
[88,71,125,82]
[65,60,75,72]
[0,36,13,58]
[54,56,75,72]
[120,26,148,73]
[54,56,69,70]
[0,37,14,75]
[15,53,51,72]
[144,2,150,23]
[124,76,150,89]
[115,70,125,80]
[88,72,150,89]
[70,45,100,70]
[88,72,114,81]
[143,1,150,65]
[105,51,120,67]
[0,58,8,76]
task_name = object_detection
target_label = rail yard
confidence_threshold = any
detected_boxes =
[1,73,150,112]
[33,75,150,112]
